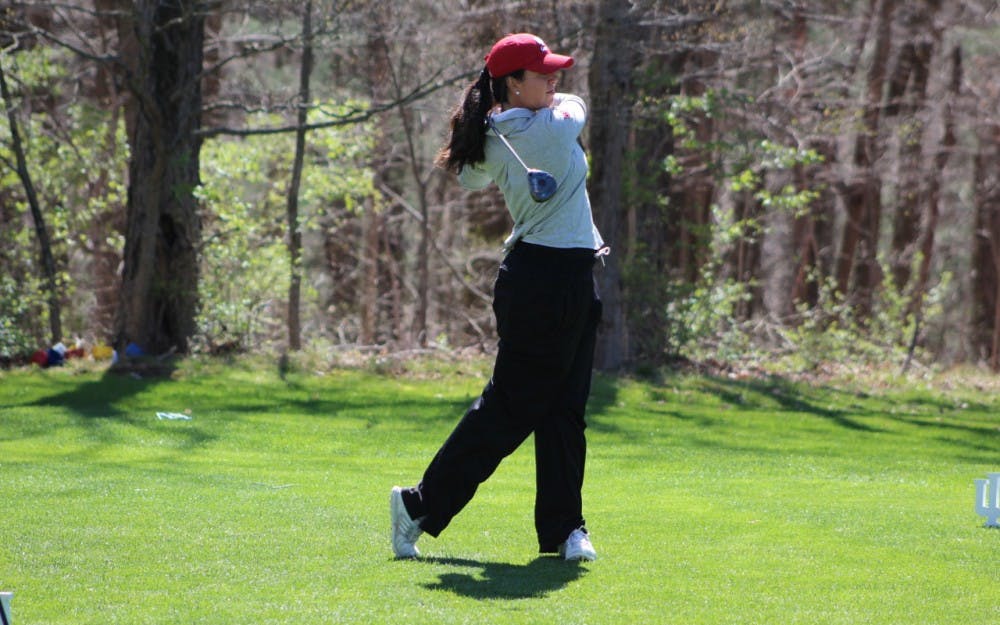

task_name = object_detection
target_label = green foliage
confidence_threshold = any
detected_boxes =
[728,141,823,215]
[195,105,377,350]
[3,38,379,355]
[778,263,952,373]
[1,46,129,348]
[668,282,748,360]
[663,259,754,362]
[621,245,674,361]
[669,250,954,374]
[655,203,762,362]
[666,229,951,373]
[655,92,952,373]
[0,275,37,358]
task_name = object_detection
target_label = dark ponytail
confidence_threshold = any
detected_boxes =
[435,66,523,174]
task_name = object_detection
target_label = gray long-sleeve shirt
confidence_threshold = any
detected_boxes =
[458,93,605,253]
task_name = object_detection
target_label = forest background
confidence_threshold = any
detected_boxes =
[1,0,998,375]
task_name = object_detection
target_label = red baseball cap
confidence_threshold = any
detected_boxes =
[485,33,574,78]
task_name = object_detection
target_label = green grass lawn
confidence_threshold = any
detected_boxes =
[1,358,998,624]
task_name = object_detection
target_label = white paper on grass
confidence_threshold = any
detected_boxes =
[156,412,192,421]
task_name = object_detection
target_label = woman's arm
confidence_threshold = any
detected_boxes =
[458,162,493,190]
[552,93,587,119]
[547,93,587,141]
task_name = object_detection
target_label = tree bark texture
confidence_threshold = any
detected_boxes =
[887,0,937,293]
[666,47,717,286]
[887,39,932,292]
[912,45,960,314]
[971,122,1000,368]
[359,197,380,346]
[624,46,683,361]
[360,1,393,347]
[588,0,640,370]
[385,18,432,347]
[791,140,837,310]
[87,0,131,340]
[286,0,313,352]
[784,4,836,310]
[115,1,205,356]
[836,0,894,316]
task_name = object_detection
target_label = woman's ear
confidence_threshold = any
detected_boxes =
[506,75,521,96]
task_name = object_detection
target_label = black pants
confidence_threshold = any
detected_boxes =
[405,241,602,552]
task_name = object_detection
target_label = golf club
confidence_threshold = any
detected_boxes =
[488,117,558,202]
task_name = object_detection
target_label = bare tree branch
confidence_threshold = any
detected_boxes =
[377,182,493,305]
[8,1,128,20]
[197,68,473,138]
[26,25,121,67]
[197,0,355,83]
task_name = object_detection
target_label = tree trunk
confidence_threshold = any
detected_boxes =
[589,0,640,370]
[758,185,788,320]
[359,197,380,346]
[785,4,836,310]
[286,0,313,352]
[0,58,62,344]
[391,58,431,347]
[912,46,960,312]
[886,41,918,290]
[624,47,680,362]
[791,140,838,309]
[836,0,894,315]
[361,0,393,347]
[90,0,129,340]
[888,0,937,293]
[115,1,205,357]
[666,46,718,286]
[86,105,126,341]
[970,122,1000,368]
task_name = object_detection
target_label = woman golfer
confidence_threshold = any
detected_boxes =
[391,33,605,561]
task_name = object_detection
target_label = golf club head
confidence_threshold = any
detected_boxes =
[527,169,558,202]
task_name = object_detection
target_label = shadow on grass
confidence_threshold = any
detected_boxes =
[15,367,222,453]
[584,372,622,436]
[25,369,165,420]
[693,375,1000,448]
[606,369,1000,462]
[417,556,587,599]
[695,375,884,432]
[13,359,475,433]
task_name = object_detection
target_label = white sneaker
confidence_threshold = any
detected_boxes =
[559,527,597,561]
[390,486,424,558]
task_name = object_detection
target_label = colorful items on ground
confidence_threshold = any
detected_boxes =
[28,340,118,367]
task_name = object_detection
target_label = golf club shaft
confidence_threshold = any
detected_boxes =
[488,117,531,173]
